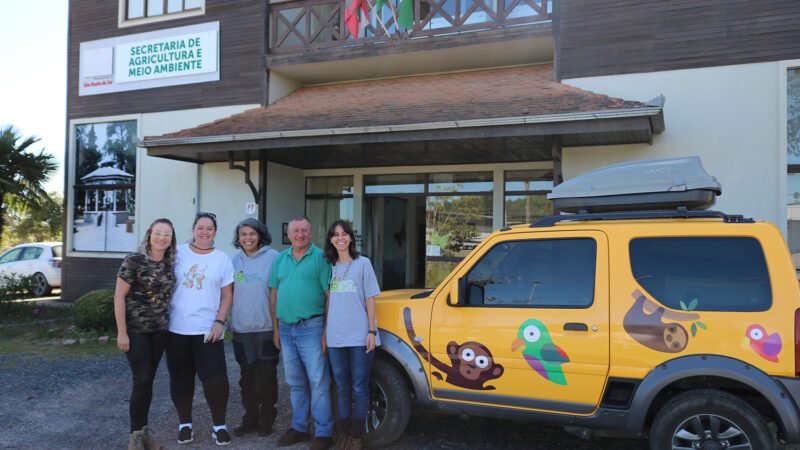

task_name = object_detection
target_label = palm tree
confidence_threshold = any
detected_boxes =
[0,125,58,239]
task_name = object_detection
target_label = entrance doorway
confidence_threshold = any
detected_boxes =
[364,195,426,290]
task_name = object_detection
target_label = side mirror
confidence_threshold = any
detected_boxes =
[452,276,467,306]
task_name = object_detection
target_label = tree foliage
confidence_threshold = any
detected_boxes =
[0,126,58,239]
[1,191,62,250]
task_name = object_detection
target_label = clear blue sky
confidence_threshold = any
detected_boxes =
[0,1,68,193]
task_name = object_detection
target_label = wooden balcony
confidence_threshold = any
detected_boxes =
[269,0,552,55]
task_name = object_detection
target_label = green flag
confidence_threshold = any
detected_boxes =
[375,0,387,11]
[398,0,413,29]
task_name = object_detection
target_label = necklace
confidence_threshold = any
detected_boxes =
[330,260,353,291]
[190,242,214,251]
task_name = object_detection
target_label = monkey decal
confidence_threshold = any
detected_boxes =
[623,289,700,353]
[403,307,504,390]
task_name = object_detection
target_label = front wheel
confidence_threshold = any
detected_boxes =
[362,358,412,448]
[650,389,774,450]
[31,273,52,297]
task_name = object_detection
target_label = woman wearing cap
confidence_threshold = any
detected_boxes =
[166,212,235,446]
[229,218,280,437]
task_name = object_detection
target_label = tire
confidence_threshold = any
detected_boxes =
[361,358,412,448]
[649,389,774,450]
[32,272,52,297]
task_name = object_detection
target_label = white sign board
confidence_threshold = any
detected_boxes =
[79,22,219,96]
[245,202,257,216]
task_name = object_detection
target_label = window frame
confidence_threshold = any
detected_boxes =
[459,237,598,309]
[118,0,205,28]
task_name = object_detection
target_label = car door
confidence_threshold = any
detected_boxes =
[427,229,609,414]
[18,246,44,277]
[0,247,24,278]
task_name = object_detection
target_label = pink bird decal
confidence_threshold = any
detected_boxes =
[746,324,782,362]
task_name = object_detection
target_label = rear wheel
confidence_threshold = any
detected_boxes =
[361,358,412,448]
[649,389,774,450]
[31,272,52,297]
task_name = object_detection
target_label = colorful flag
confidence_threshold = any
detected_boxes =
[345,0,370,38]
[398,0,413,30]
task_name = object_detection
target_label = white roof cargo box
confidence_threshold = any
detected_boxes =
[548,157,721,213]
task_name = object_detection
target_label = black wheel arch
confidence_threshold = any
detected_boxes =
[625,354,800,443]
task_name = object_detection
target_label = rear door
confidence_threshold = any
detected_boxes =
[426,230,609,413]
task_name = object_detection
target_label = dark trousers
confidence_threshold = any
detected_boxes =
[232,331,280,427]
[166,332,229,426]
[125,331,167,433]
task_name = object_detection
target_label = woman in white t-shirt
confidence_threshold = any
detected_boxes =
[324,220,380,450]
[166,212,235,446]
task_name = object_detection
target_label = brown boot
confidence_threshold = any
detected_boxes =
[348,437,363,450]
[142,426,164,450]
[335,433,351,450]
[128,430,146,450]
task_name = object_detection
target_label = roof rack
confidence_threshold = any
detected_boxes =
[530,207,753,228]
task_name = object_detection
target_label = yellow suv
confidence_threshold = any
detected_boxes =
[363,158,800,450]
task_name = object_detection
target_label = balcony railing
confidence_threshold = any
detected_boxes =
[269,0,551,53]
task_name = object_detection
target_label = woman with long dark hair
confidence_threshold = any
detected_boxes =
[323,219,381,450]
[167,212,234,446]
[114,218,178,450]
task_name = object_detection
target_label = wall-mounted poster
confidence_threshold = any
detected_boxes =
[73,121,137,252]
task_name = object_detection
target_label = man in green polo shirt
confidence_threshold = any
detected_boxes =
[269,216,333,450]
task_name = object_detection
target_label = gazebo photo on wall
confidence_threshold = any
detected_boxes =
[73,121,137,252]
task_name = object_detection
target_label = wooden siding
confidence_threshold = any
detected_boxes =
[557,0,800,79]
[68,0,266,119]
[61,256,124,302]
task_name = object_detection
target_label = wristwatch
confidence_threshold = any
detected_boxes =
[368,329,377,336]
[214,319,227,326]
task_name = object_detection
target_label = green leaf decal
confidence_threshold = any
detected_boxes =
[680,301,688,311]
[691,322,698,337]
[688,298,699,311]
[696,321,707,330]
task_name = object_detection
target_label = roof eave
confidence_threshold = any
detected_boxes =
[140,107,664,148]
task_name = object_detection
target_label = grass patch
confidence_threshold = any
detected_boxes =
[0,303,118,356]
[0,302,73,325]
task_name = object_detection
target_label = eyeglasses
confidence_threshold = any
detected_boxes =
[196,212,217,220]
[152,232,173,238]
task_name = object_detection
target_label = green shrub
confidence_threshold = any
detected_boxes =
[0,273,37,308]
[73,289,116,332]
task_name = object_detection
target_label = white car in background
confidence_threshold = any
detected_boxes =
[0,242,62,297]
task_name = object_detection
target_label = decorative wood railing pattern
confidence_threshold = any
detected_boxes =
[269,0,551,53]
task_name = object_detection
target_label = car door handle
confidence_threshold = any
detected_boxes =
[563,323,588,331]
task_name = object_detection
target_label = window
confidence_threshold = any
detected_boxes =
[124,0,203,22]
[73,121,138,252]
[788,68,800,268]
[464,238,596,307]
[20,247,44,261]
[504,169,553,226]
[51,245,63,258]
[630,237,771,312]
[306,176,354,249]
[0,248,23,264]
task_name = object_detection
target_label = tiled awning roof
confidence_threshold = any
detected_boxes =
[143,64,664,167]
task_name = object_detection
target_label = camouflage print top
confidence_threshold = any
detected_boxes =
[117,252,176,333]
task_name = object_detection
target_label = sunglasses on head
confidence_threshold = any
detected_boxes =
[196,212,217,220]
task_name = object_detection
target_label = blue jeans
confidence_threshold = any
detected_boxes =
[328,346,374,437]
[279,317,333,437]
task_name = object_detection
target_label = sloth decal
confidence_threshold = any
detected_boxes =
[623,289,705,353]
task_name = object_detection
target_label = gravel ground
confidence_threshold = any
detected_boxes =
[0,343,652,449]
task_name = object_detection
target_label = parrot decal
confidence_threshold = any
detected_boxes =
[512,318,570,385]
[745,324,782,363]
